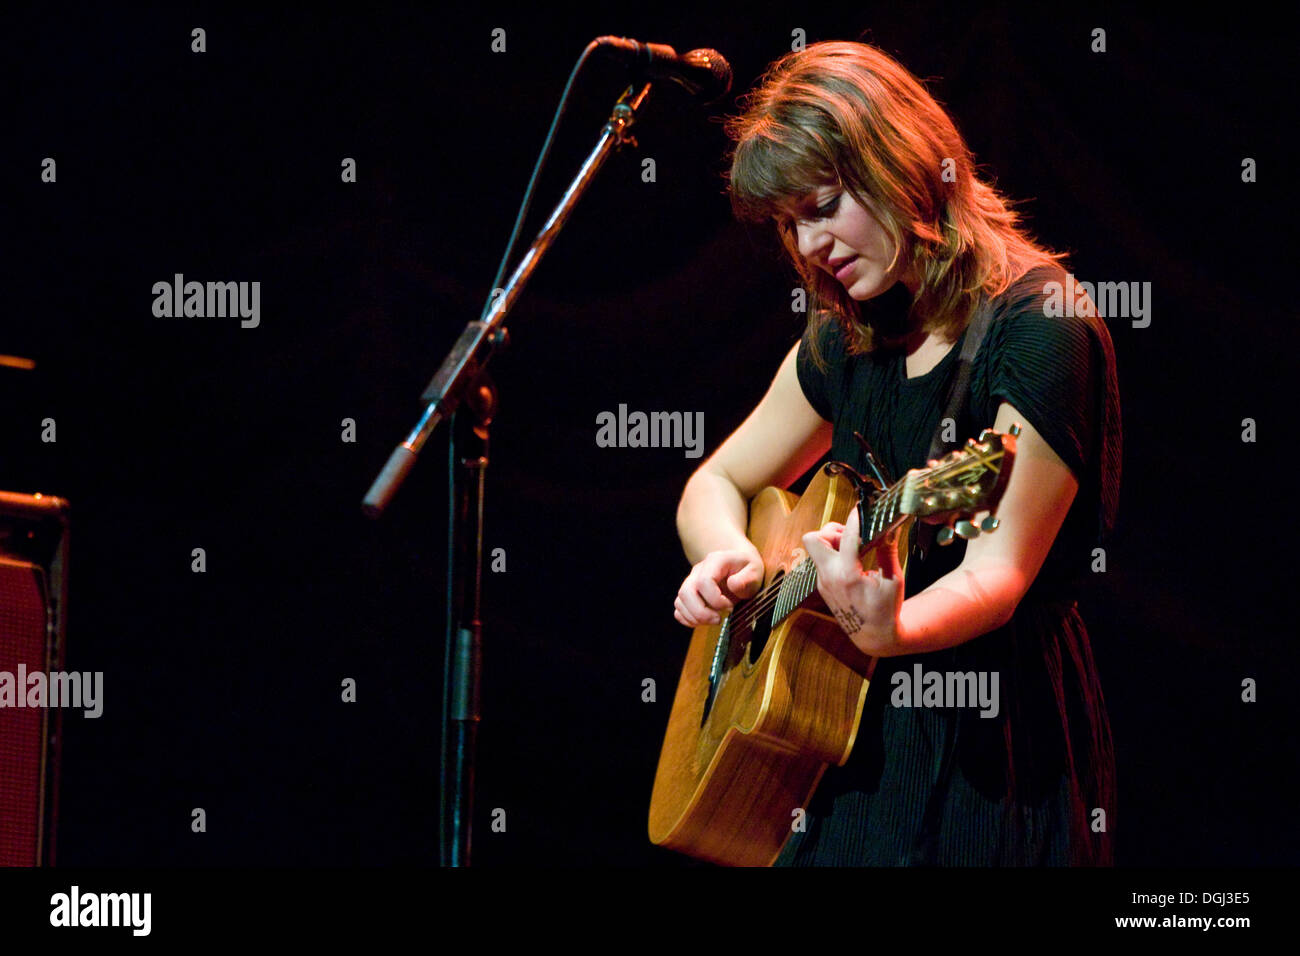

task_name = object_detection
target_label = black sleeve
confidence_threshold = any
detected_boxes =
[795,321,840,422]
[984,277,1105,480]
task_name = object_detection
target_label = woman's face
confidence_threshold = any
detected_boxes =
[777,184,915,299]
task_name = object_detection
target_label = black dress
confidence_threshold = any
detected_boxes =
[775,264,1121,866]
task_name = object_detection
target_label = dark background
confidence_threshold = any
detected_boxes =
[4,3,1293,869]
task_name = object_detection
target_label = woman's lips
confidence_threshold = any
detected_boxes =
[834,256,858,281]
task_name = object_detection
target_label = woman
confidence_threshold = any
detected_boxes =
[672,41,1120,866]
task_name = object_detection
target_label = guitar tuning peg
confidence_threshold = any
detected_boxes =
[936,526,955,546]
[1009,423,1022,437]
[980,515,1000,532]
[954,520,979,540]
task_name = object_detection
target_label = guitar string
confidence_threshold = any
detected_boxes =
[710,448,1004,635]
[708,445,1002,634]
[720,484,905,634]
[722,476,915,633]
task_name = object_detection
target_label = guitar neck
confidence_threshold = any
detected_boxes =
[765,425,1016,631]
[772,479,908,627]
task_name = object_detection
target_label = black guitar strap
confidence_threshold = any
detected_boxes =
[911,294,997,565]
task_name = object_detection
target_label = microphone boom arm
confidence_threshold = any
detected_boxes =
[362,81,652,517]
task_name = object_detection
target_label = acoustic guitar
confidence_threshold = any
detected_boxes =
[648,425,1019,866]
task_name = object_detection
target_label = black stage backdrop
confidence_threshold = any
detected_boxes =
[4,2,1294,879]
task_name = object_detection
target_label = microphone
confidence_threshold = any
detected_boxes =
[594,36,732,103]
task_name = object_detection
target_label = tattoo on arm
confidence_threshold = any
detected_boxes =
[834,607,866,635]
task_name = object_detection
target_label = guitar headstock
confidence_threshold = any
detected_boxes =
[900,424,1019,543]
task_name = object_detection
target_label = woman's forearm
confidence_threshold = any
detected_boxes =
[675,467,754,564]
[877,560,1025,657]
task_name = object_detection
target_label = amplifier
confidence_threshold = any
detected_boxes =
[0,491,69,866]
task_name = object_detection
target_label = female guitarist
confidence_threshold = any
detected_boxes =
[672,40,1121,865]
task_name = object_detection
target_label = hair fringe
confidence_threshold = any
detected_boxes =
[724,41,1069,369]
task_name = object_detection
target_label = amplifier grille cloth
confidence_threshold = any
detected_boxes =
[0,557,48,866]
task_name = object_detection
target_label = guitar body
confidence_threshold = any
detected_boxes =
[648,464,909,866]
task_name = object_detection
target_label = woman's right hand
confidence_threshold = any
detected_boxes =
[673,545,766,628]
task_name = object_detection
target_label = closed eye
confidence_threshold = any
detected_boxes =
[814,193,841,218]
[773,189,840,229]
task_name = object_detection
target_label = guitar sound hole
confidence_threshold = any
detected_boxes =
[745,570,781,666]
[700,568,782,727]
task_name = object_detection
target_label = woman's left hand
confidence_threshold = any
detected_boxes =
[801,505,905,656]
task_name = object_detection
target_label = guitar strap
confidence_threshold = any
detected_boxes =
[907,292,996,866]
[910,293,997,565]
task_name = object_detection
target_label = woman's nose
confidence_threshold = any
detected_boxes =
[795,220,830,261]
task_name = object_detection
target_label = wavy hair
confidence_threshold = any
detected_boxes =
[725,41,1067,365]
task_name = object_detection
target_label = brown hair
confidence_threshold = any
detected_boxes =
[725,41,1067,365]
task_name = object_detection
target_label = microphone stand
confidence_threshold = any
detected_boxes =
[363,81,654,866]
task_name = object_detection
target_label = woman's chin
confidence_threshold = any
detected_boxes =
[845,268,911,302]
[845,278,886,301]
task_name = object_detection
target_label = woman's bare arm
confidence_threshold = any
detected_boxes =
[802,402,1078,656]
[674,342,832,626]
